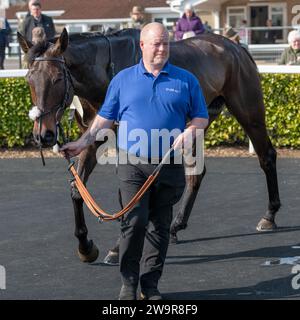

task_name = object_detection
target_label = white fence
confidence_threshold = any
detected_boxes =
[1,65,300,78]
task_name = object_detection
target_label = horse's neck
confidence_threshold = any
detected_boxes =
[66,61,109,107]
[65,33,140,106]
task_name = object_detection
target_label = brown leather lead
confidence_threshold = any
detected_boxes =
[68,147,174,222]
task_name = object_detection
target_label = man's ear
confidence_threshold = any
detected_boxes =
[52,28,69,56]
[17,32,33,53]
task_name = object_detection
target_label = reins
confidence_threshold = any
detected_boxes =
[67,147,174,222]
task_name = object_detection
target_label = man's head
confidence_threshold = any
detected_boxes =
[266,19,273,27]
[130,6,144,24]
[30,1,42,19]
[140,23,169,69]
[288,30,300,50]
[184,3,194,19]
[32,27,46,44]
[28,0,37,10]
[224,27,240,44]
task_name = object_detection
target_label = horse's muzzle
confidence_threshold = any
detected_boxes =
[34,130,56,147]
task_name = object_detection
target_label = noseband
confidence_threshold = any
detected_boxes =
[30,56,74,165]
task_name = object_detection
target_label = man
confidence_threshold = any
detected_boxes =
[279,30,300,65]
[60,23,208,300]
[175,3,205,40]
[19,1,55,42]
[224,27,249,50]
[0,18,11,69]
[124,5,147,30]
[130,6,145,27]
[263,19,276,44]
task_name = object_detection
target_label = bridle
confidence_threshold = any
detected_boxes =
[30,56,74,165]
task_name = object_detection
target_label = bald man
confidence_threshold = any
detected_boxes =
[61,23,208,300]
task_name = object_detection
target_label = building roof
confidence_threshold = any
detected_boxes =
[6,0,169,20]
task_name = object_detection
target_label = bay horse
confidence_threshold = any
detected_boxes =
[18,28,281,264]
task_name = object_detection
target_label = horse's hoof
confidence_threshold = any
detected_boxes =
[169,233,178,245]
[77,242,99,263]
[256,218,277,232]
[103,250,119,265]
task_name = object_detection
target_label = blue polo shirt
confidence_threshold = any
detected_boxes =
[98,59,208,158]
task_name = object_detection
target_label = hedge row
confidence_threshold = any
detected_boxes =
[0,75,299,148]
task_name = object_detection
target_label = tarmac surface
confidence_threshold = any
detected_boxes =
[0,157,300,300]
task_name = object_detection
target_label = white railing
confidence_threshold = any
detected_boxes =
[0,69,27,77]
[1,65,300,78]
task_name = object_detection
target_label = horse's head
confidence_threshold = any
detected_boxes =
[18,29,74,147]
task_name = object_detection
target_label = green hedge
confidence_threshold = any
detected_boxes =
[0,74,300,148]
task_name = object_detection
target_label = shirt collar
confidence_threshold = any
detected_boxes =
[139,59,170,76]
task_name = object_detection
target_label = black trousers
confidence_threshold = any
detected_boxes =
[117,160,185,290]
[0,46,5,69]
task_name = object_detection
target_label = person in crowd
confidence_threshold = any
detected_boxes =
[224,27,249,50]
[203,21,212,33]
[279,30,300,65]
[127,5,147,30]
[175,3,205,40]
[60,22,208,300]
[263,19,277,44]
[0,18,11,69]
[238,19,250,45]
[19,0,55,42]
[31,26,46,45]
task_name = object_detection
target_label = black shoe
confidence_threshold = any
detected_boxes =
[140,288,163,300]
[118,285,137,300]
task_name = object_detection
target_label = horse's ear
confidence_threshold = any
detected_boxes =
[52,28,69,56]
[17,32,33,54]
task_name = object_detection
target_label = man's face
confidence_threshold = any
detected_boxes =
[31,5,41,19]
[140,29,169,68]
[291,38,300,50]
[132,12,144,23]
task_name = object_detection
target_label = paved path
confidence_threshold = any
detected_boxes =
[0,158,300,300]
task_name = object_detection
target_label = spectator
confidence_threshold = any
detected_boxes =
[127,6,147,30]
[279,30,300,65]
[203,21,212,33]
[224,27,249,50]
[264,19,276,44]
[175,3,205,40]
[238,19,250,45]
[19,1,56,42]
[31,26,46,45]
[0,18,11,69]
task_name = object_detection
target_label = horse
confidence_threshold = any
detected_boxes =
[18,28,281,265]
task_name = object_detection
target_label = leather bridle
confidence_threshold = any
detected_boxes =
[30,56,74,165]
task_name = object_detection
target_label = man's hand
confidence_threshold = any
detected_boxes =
[172,129,193,152]
[173,117,208,152]
[60,140,86,159]
[60,115,114,159]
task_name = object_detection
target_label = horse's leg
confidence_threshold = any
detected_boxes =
[169,165,206,244]
[170,96,225,244]
[71,143,100,262]
[224,89,281,231]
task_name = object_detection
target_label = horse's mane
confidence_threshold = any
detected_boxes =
[67,28,140,42]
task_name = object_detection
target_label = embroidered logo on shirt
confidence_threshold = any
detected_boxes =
[166,88,180,93]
